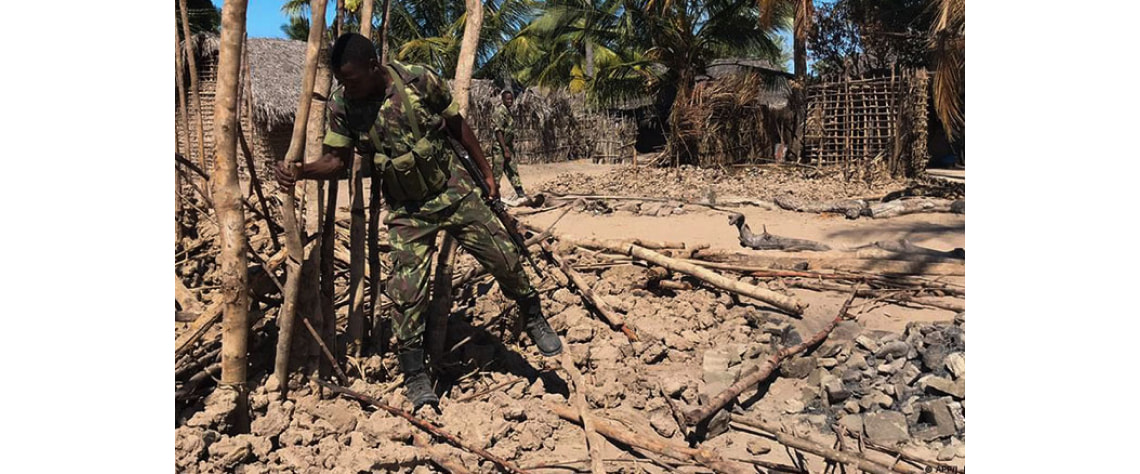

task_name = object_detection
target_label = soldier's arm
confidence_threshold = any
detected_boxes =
[495,130,511,160]
[273,145,351,188]
[445,114,500,200]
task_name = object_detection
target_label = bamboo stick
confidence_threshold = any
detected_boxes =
[274,0,329,397]
[178,0,208,172]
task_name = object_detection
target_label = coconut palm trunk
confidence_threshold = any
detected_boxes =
[789,0,812,163]
[275,0,330,397]
[211,0,252,430]
[178,0,209,174]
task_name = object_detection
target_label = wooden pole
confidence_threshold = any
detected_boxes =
[560,352,605,474]
[541,242,637,341]
[570,238,807,315]
[359,0,374,39]
[175,25,192,242]
[379,0,392,62]
[729,415,920,474]
[178,0,208,173]
[274,0,330,397]
[427,235,458,363]
[686,288,857,427]
[453,0,483,117]
[211,0,252,431]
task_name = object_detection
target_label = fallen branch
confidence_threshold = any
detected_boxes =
[542,242,638,341]
[686,287,858,426]
[545,403,747,474]
[729,214,830,251]
[301,317,348,383]
[729,415,921,474]
[783,279,964,312]
[412,432,471,474]
[868,198,963,219]
[454,377,526,403]
[687,252,966,276]
[775,196,868,219]
[317,380,531,474]
[560,352,605,474]
[569,238,806,315]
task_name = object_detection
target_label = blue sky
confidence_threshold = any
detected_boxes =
[217,0,795,70]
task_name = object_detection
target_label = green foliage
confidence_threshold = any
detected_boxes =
[177,0,221,34]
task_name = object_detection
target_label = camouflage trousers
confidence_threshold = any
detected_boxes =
[490,146,525,193]
[386,192,535,348]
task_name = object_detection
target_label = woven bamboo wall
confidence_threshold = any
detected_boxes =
[801,71,929,177]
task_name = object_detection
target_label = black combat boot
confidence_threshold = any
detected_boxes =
[397,347,439,409]
[519,294,563,356]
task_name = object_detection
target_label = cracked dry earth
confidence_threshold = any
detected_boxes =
[176,160,965,473]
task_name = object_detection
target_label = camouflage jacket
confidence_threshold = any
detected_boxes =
[491,103,515,152]
[323,60,474,215]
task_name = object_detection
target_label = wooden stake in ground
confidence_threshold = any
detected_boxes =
[273,0,329,397]
[178,0,208,172]
[359,0,374,38]
[427,235,458,363]
[686,287,858,427]
[379,0,392,62]
[211,0,252,431]
[571,237,807,315]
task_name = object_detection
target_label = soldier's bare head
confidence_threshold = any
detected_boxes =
[501,89,515,108]
[330,33,383,100]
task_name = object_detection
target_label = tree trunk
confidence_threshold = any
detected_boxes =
[788,0,811,163]
[211,0,252,431]
[380,0,392,62]
[453,0,484,117]
[360,0,374,39]
[178,0,209,173]
[274,0,330,398]
[307,44,336,375]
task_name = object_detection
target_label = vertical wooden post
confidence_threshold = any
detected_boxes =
[379,0,392,63]
[178,0,209,174]
[274,0,330,398]
[175,24,192,243]
[212,0,252,431]
[359,0,374,39]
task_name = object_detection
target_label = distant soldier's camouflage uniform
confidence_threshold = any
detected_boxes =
[323,60,535,349]
[490,102,525,194]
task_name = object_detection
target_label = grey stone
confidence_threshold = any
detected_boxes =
[945,352,966,379]
[831,320,863,342]
[875,341,911,360]
[846,353,868,370]
[841,369,864,384]
[877,357,907,375]
[818,357,839,368]
[782,355,817,379]
[838,414,864,436]
[855,335,880,352]
[921,343,950,371]
[844,400,861,413]
[864,411,910,444]
[948,401,966,431]
[938,446,956,461]
[914,398,958,441]
[889,362,922,385]
[824,378,851,403]
[859,391,894,410]
[922,376,966,399]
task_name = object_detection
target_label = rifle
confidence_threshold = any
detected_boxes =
[445,139,544,277]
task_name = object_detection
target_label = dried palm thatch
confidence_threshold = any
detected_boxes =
[465,79,637,163]
[671,72,793,168]
[245,38,309,130]
[930,0,965,140]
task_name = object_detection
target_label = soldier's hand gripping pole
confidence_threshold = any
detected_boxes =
[446,140,545,278]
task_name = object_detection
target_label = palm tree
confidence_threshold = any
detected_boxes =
[929,0,963,142]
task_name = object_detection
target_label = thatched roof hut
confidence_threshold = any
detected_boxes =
[175,34,305,178]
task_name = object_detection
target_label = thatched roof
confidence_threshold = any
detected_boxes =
[245,38,308,129]
[697,58,791,108]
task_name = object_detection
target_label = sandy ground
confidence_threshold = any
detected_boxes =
[180,159,966,473]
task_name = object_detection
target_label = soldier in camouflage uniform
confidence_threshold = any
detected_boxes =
[275,33,562,410]
[490,90,527,199]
